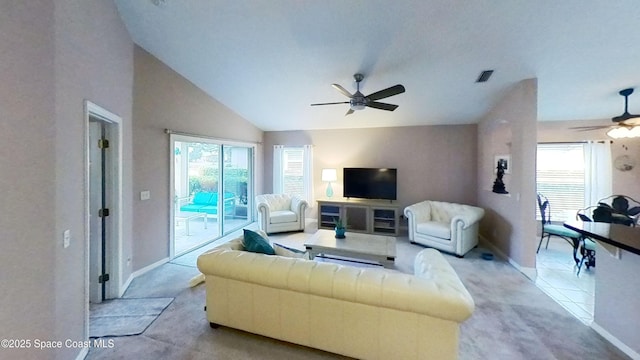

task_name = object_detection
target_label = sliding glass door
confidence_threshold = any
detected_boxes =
[222,145,252,229]
[171,135,254,256]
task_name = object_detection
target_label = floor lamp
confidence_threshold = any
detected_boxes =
[321,168,337,197]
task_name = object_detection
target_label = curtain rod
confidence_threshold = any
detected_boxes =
[164,128,262,145]
[537,140,612,144]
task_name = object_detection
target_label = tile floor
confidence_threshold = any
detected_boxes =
[174,217,250,255]
[534,237,596,325]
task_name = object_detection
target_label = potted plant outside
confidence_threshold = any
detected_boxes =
[334,217,346,239]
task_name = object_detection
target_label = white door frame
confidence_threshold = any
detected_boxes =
[84,100,123,337]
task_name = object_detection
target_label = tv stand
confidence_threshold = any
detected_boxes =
[317,199,399,236]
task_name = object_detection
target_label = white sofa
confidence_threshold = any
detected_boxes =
[404,200,485,257]
[256,193,308,233]
[196,236,475,360]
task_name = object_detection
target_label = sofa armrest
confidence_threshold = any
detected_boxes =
[255,195,271,230]
[255,196,270,214]
[450,206,485,229]
[176,195,193,208]
[290,195,309,216]
[413,248,475,321]
[404,201,432,223]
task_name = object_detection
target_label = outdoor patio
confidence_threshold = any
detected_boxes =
[174,215,250,255]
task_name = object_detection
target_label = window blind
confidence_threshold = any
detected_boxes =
[536,143,585,222]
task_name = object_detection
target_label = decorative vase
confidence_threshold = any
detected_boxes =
[334,227,346,239]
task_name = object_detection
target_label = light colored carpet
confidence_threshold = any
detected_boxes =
[89,297,174,338]
[87,227,630,359]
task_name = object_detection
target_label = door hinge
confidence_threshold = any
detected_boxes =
[98,274,110,283]
[98,139,110,149]
[98,208,110,217]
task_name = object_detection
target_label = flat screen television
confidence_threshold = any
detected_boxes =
[343,168,397,200]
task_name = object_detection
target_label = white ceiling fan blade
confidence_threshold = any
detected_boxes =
[332,84,353,98]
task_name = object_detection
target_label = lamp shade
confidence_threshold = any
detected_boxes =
[321,168,337,182]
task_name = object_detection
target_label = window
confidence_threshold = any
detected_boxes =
[282,147,304,196]
[273,145,313,202]
[536,143,585,221]
[536,142,612,222]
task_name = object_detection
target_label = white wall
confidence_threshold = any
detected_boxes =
[477,79,538,270]
[0,3,57,360]
[263,125,479,220]
[53,2,134,357]
[0,1,134,359]
[131,47,263,270]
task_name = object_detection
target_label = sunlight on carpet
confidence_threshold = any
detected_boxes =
[89,297,174,338]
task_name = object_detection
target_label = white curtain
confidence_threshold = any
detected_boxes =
[273,145,284,193]
[302,145,314,205]
[584,141,612,207]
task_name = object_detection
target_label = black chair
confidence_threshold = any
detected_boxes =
[574,206,597,274]
[572,194,640,274]
[536,193,583,266]
[577,238,596,275]
[591,195,640,226]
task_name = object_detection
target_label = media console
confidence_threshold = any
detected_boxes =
[317,199,399,236]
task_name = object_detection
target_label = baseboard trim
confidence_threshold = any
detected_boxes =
[76,347,89,360]
[128,257,170,283]
[120,274,134,297]
[591,321,640,360]
[479,234,537,281]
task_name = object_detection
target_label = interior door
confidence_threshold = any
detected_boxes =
[89,119,104,303]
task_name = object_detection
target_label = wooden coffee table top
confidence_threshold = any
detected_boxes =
[304,229,396,258]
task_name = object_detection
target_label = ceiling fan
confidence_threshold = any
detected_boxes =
[310,73,405,116]
[571,88,640,133]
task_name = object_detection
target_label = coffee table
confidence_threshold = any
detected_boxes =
[175,211,207,236]
[304,229,396,268]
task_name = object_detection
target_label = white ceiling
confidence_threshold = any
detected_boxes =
[114,1,640,131]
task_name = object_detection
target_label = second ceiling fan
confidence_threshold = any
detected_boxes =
[572,88,640,132]
[311,73,405,116]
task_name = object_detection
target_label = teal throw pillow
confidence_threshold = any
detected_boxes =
[243,229,275,255]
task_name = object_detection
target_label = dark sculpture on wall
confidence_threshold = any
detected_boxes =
[492,159,509,194]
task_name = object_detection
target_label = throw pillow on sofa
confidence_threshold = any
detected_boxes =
[243,229,275,255]
[273,243,308,259]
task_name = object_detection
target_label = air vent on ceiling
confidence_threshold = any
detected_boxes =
[476,70,494,83]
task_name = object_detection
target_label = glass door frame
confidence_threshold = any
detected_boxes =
[169,133,256,258]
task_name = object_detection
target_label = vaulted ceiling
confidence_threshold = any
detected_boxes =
[115,1,640,131]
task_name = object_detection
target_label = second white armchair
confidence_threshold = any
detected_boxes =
[404,200,485,257]
[256,193,308,234]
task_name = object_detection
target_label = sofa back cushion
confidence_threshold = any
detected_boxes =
[429,202,454,223]
[193,191,215,205]
[263,194,293,211]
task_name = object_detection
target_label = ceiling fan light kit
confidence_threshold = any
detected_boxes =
[608,88,640,138]
[607,126,640,139]
[311,74,405,116]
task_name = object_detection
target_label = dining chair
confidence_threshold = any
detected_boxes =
[536,193,583,266]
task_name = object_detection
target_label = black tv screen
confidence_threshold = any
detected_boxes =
[343,168,397,200]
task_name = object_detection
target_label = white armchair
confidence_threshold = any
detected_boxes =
[404,200,485,257]
[256,193,308,234]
